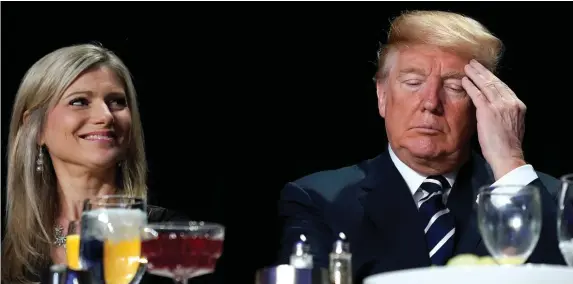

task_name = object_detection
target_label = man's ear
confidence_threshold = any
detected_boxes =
[376,80,387,118]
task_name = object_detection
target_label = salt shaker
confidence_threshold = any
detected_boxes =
[329,232,352,284]
[49,264,66,284]
[290,234,314,269]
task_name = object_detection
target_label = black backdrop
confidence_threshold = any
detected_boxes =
[2,2,572,283]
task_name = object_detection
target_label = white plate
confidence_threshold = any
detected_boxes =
[363,265,573,284]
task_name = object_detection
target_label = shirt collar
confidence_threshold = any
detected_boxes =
[388,144,457,195]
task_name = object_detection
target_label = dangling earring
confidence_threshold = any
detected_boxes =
[36,146,44,172]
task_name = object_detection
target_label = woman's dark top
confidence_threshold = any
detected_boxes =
[33,205,216,284]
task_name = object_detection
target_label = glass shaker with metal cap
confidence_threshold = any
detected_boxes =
[49,264,66,284]
[329,232,352,284]
[290,234,314,269]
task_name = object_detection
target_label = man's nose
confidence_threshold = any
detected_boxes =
[421,82,443,113]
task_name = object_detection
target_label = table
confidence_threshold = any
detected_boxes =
[364,265,573,284]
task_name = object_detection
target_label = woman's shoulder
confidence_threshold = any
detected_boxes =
[146,205,190,222]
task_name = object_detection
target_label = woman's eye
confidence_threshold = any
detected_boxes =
[69,98,89,106]
[108,98,128,109]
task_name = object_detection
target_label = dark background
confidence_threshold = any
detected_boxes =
[2,2,572,283]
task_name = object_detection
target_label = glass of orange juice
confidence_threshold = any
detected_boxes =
[66,220,82,270]
[104,235,143,284]
[80,195,148,284]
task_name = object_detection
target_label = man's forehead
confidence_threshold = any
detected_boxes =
[397,66,465,79]
[395,45,467,75]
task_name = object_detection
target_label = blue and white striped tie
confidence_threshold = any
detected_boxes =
[418,175,456,265]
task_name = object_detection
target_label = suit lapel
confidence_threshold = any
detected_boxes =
[447,153,495,255]
[354,150,496,280]
[355,151,431,275]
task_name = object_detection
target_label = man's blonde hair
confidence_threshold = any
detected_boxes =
[375,10,503,81]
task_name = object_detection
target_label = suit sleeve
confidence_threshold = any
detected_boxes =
[526,178,567,265]
[276,182,334,269]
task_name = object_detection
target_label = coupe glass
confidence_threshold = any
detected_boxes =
[558,174,573,266]
[477,184,542,265]
[79,195,148,284]
[141,221,225,284]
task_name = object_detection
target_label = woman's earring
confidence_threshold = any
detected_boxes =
[36,147,44,172]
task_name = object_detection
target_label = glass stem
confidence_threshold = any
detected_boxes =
[173,278,188,284]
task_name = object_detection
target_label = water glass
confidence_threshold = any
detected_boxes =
[477,184,542,265]
[558,174,573,266]
[80,195,148,284]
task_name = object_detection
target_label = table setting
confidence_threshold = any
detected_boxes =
[363,174,573,284]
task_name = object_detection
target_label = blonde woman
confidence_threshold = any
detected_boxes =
[1,44,186,283]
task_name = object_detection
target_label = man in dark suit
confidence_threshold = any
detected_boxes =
[277,10,566,282]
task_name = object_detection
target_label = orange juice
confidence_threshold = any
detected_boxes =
[65,234,81,270]
[103,238,142,284]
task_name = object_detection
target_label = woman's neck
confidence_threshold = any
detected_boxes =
[58,186,116,221]
[53,162,118,221]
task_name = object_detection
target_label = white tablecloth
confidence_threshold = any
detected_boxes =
[364,265,573,284]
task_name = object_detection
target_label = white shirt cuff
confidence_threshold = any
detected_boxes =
[491,164,538,186]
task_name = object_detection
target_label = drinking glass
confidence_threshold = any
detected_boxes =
[66,220,82,270]
[141,221,225,284]
[558,174,573,266]
[79,195,148,284]
[477,184,542,265]
[49,264,67,284]
[65,220,99,284]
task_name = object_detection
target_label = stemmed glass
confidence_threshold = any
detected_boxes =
[558,174,573,266]
[477,184,542,265]
[79,195,148,284]
[141,221,225,284]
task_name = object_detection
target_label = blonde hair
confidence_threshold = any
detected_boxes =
[375,10,503,81]
[1,43,148,283]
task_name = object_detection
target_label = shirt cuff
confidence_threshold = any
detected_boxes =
[491,164,538,186]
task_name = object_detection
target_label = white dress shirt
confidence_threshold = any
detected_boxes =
[388,145,539,208]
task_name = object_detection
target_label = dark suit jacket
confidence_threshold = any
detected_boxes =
[277,150,566,283]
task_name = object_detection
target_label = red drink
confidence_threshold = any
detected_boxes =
[142,233,224,279]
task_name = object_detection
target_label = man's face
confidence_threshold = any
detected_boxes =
[377,44,475,171]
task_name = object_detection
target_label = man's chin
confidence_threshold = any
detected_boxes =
[395,140,469,172]
[394,145,457,175]
[408,149,441,160]
[400,139,442,159]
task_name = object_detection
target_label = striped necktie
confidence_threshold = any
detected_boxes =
[418,175,456,265]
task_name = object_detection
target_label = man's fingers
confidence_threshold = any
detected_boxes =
[462,76,488,108]
[469,59,492,76]
[464,63,500,103]
[468,60,515,102]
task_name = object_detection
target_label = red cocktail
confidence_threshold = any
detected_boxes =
[141,222,225,284]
